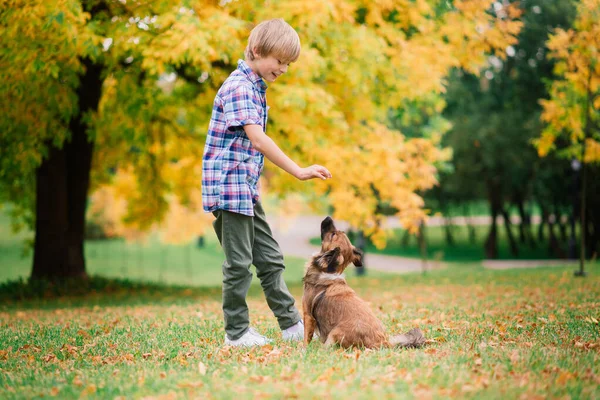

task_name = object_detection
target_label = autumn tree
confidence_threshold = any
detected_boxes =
[535,0,600,269]
[0,0,521,281]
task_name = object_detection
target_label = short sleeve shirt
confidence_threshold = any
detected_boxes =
[201,60,268,216]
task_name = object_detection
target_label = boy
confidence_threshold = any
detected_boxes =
[202,19,332,347]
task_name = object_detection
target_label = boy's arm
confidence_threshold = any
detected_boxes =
[244,124,331,181]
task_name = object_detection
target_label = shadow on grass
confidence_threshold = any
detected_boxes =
[2,262,596,310]
[0,276,219,308]
[0,274,309,310]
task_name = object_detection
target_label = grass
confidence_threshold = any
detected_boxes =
[0,212,307,287]
[1,264,599,399]
[2,208,598,398]
[311,224,580,262]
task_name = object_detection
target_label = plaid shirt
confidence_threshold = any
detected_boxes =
[202,60,268,216]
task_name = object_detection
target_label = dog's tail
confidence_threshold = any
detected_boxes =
[389,328,426,348]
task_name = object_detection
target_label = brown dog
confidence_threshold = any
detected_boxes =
[302,216,425,349]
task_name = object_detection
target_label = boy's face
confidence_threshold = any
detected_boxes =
[251,53,289,83]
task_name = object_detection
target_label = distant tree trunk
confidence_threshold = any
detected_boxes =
[516,199,536,248]
[444,217,455,246]
[31,59,103,281]
[556,207,568,244]
[538,206,548,243]
[547,213,566,259]
[501,208,519,257]
[401,229,411,248]
[588,186,599,259]
[585,214,596,259]
[484,182,502,259]
[463,204,476,244]
[418,221,428,272]
[468,222,477,244]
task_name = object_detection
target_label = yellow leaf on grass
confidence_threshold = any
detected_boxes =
[556,371,574,385]
[198,361,207,375]
[178,381,204,388]
[80,385,97,397]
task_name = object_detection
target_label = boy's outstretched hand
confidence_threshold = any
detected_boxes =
[297,165,332,181]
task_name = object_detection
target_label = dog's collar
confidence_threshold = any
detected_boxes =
[319,273,346,281]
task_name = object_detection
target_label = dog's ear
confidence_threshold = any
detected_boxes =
[320,216,336,241]
[315,247,340,272]
[352,247,363,267]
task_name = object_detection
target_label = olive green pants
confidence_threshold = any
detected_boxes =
[212,202,301,340]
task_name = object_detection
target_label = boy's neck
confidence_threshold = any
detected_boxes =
[245,59,259,76]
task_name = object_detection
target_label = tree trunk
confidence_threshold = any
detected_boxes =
[538,206,548,243]
[401,229,411,248]
[444,217,455,246]
[484,213,498,259]
[547,214,566,259]
[557,210,568,244]
[418,221,428,273]
[463,206,476,244]
[484,182,502,259]
[468,222,477,244]
[501,208,519,257]
[516,199,536,248]
[31,59,103,281]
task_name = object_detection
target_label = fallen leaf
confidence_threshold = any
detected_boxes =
[584,316,599,324]
[198,361,207,375]
[556,371,574,385]
[80,384,97,397]
[178,381,204,388]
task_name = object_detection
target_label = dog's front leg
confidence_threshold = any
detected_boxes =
[304,315,316,345]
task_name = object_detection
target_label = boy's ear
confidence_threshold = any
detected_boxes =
[352,247,363,267]
[315,247,340,272]
[252,46,261,59]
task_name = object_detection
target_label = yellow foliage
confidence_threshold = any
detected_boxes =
[88,168,212,244]
[538,0,600,164]
[584,139,600,163]
[3,0,522,244]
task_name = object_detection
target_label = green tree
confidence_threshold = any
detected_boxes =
[441,0,577,258]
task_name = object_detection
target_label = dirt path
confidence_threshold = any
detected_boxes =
[267,214,577,274]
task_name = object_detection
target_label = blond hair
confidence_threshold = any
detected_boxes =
[244,19,301,64]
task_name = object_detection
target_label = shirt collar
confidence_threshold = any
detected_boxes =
[237,59,267,91]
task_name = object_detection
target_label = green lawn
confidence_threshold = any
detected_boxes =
[2,209,599,398]
[0,212,307,287]
[0,264,599,399]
